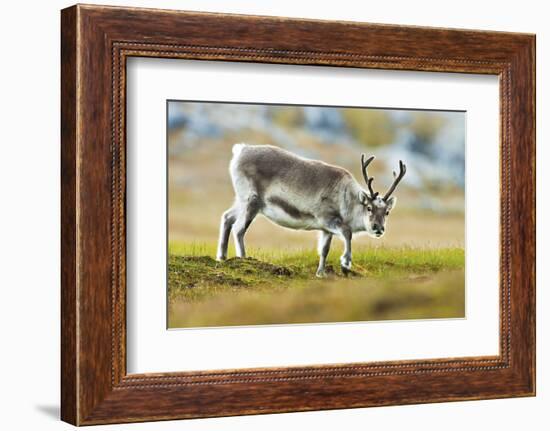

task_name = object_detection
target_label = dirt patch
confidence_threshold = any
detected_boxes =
[168,255,294,296]
[223,257,293,277]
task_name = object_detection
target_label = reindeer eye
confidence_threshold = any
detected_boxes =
[385,211,390,216]
[367,206,372,212]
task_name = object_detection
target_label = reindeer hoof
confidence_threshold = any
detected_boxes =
[216,255,227,262]
[340,256,352,270]
[340,256,352,276]
[316,270,327,278]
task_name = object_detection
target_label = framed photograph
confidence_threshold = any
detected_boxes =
[61,4,535,425]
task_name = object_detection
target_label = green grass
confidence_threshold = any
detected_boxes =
[168,242,465,328]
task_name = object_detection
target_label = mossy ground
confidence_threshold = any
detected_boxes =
[168,243,465,328]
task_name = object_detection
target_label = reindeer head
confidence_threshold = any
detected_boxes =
[359,154,406,238]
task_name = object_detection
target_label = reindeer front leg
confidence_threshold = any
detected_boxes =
[340,228,353,275]
[320,215,352,276]
[316,231,333,278]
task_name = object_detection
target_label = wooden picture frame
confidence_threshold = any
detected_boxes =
[61,4,535,425]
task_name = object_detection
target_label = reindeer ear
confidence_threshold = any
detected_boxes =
[359,191,369,205]
[386,196,397,211]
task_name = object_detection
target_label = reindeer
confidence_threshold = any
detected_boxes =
[216,144,406,277]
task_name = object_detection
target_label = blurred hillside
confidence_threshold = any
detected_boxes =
[167,102,465,249]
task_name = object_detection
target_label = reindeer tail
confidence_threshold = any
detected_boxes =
[232,143,247,157]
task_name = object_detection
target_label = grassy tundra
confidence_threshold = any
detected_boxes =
[168,242,464,328]
[167,149,465,329]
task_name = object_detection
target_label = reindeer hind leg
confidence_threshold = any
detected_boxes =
[216,206,237,261]
[232,195,262,258]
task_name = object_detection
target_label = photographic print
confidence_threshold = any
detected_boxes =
[167,101,465,328]
[61,7,535,422]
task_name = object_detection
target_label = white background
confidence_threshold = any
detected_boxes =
[0,0,547,430]
[127,59,500,373]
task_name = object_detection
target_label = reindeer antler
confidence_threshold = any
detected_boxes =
[360,154,379,200]
[383,160,407,201]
